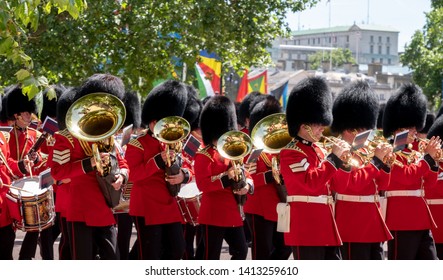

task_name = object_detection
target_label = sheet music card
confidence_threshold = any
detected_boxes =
[351,130,372,151]
[39,168,55,190]
[393,130,409,152]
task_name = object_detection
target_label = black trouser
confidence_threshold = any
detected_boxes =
[70,221,118,260]
[39,212,61,260]
[292,245,342,260]
[246,214,292,260]
[115,213,133,260]
[133,216,185,260]
[201,224,248,260]
[183,223,202,260]
[435,243,443,260]
[341,242,384,260]
[58,216,71,260]
[388,230,438,260]
[0,224,15,260]
[18,231,39,260]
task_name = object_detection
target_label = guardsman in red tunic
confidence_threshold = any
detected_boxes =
[426,116,443,259]
[411,113,435,152]
[329,81,393,260]
[5,85,42,260]
[279,77,350,260]
[195,96,254,260]
[125,80,191,260]
[381,83,441,260]
[0,93,32,259]
[244,95,292,260]
[48,74,129,260]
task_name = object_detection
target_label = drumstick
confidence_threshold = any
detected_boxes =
[3,184,33,194]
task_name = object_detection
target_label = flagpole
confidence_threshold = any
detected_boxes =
[219,60,223,95]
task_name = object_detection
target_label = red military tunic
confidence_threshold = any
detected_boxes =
[0,131,23,227]
[330,151,393,243]
[380,149,438,230]
[125,131,191,225]
[244,152,280,222]
[9,126,42,177]
[48,129,129,226]
[425,162,443,243]
[280,139,342,246]
[194,145,248,227]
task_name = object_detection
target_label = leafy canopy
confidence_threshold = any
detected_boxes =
[1,0,318,98]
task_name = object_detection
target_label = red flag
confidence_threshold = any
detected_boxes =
[236,69,249,102]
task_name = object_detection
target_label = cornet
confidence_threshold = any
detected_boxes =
[320,135,358,167]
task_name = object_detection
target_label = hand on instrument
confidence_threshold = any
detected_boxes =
[165,170,185,185]
[331,139,351,159]
[111,174,125,191]
[425,136,442,160]
[374,142,393,162]
[233,182,250,195]
[28,151,38,162]
[23,158,34,173]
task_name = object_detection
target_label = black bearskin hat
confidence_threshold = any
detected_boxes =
[286,77,333,137]
[5,85,37,119]
[428,115,443,139]
[419,112,436,134]
[77,73,125,100]
[376,103,386,130]
[238,92,266,127]
[382,83,427,138]
[122,91,142,129]
[41,84,66,121]
[200,95,237,146]
[331,81,379,134]
[141,80,188,126]
[56,87,78,131]
[248,95,282,134]
[183,94,203,131]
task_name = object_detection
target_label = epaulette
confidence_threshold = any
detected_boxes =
[128,138,144,150]
[196,145,213,161]
[57,129,74,147]
[285,139,307,156]
[1,131,10,143]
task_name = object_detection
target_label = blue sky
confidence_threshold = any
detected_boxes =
[286,0,431,52]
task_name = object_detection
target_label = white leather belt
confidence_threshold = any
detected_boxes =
[286,195,333,205]
[386,189,423,197]
[426,199,443,205]
[336,193,379,203]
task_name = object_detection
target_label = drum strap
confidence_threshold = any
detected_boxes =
[0,149,18,180]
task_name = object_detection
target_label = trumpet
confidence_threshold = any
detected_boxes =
[320,135,358,167]
[416,137,443,161]
[365,138,401,167]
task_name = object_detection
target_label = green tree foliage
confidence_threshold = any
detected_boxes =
[308,48,356,70]
[401,0,443,108]
[0,0,318,97]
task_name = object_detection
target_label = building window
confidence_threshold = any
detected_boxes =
[378,36,382,43]
[370,45,374,54]
[370,35,374,43]
[378,45,382,54]
[371,58,375,63]
[387,36,390,43]
[346,35,349,42]
[387,46,390,55]
[388,58,391,65]
[318,38,320,44]
[308,38,310,44]
[380,58,383,64]
[329,37,331,43]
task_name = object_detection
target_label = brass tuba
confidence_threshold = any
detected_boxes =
[250,113,292,185]
[66,92,126,207]
[153,116,191,167]
[217,130,252,220]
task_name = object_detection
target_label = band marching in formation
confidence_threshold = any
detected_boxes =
[1,72,443,260]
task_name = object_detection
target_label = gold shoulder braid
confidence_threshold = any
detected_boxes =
[286,139,307,157]
[260,152,272,168]
[197,145,213,161]
[128,138,144,150]
[58,129,74,147]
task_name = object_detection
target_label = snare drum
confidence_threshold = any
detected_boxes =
[112,182,132,214]
[176,182,202,226]
[6,177,55,232]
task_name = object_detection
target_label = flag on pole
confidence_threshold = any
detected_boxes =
[247,70,268,94]
[270,81,289,111]
[236,69,249,102]
[195,51,222,98]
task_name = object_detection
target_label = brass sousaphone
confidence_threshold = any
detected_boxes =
[66,92,126,208]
